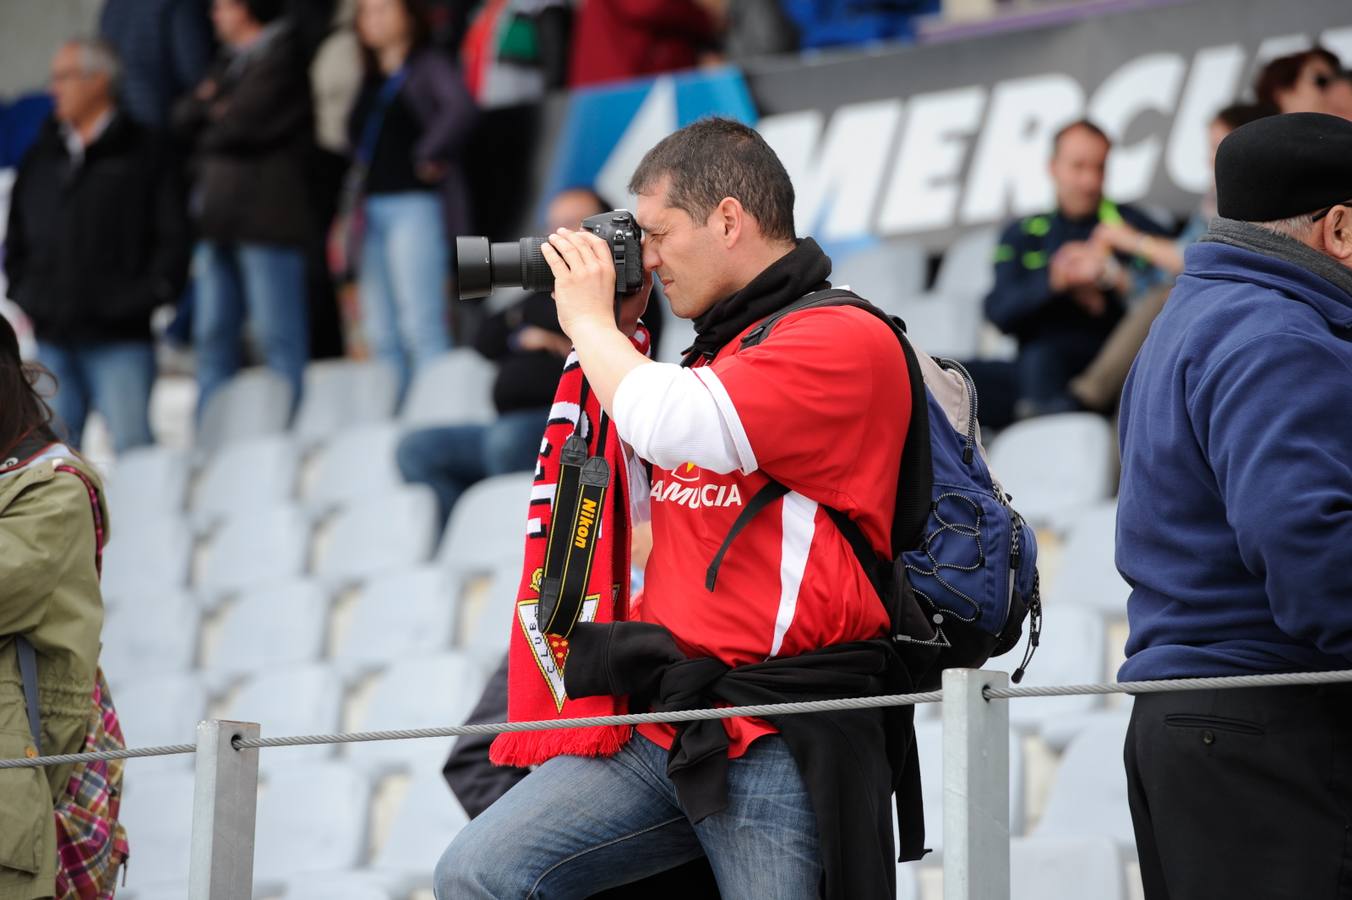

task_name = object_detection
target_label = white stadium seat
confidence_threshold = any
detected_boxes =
[401,349,496,427]
[300,423,405,515]
[101,514,195,599]
[293,359,400,447]
[879,292,983,359]
[1012,835,1126,900]
[367,771,470,893]
[205,579,330,682]
[312,485,439,586]
[993,604,1107,737]
[657,311,696,364]
[117,768,196,891]
[437,471,531,595]
[1048,501,1130,616]
[99,588,199,681]
[345,652,486,776]
[196,367,294,456]
[102,444,191,524]
[254,762,372,883]
[112,673,207,770]
[190,433,301,530]
[221,663,343,772]
[1033,713,1136,846]
[987,413,1118,532]
[332,567,459,672]
[196,504,312,607]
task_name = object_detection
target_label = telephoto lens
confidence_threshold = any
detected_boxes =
[455,236,554,299]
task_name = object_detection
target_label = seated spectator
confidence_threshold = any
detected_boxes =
[569,0,725,89]
[0,313,109,899]
[4,39,189,452]
[398,187,660,527]
[99,0,214,131]
[1068,103,1272,413]
[348,0,476,398]
[173,0,314,420]
[983,119,1168,419]
[1253,46,1342,115]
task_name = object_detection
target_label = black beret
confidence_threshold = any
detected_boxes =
[1216,113,1352,222]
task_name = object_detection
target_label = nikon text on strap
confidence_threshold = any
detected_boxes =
[537,379,612,637]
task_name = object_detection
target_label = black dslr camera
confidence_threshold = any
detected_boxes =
[455,210,645,299]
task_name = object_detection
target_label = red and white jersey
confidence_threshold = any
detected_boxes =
[627,306,910,755]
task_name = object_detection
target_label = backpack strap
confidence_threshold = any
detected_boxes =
[739,288,934,561]
[705,480,790,591]
[16,636,41,755]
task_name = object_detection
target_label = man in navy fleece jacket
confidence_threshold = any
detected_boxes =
[1117,112,1352,900]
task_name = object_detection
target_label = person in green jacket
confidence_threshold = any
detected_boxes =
[0,313,107,899]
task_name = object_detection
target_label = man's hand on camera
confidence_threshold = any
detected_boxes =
[542,228,618,341]
[539,228,653,417]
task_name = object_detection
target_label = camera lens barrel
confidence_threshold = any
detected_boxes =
[516,237,554,294]
[455,236,494,299]
[454,235,556,299]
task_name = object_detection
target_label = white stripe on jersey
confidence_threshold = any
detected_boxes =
[770,491,818,657]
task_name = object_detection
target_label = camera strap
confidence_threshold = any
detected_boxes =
[537,378,612,637]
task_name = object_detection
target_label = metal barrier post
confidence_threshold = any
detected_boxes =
[942,669,1010,900]
[188,720,260,899]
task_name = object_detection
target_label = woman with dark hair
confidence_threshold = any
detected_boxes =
[348,0,477,397]
[0,313,110,895]
[1253,46,1342,114]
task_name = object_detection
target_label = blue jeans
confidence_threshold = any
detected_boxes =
[359,192,452,398]
[37,340,155,452]
[434,734,821,899]
[192,241,308,420]
[396,408,546,526]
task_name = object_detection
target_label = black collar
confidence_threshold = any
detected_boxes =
[686,238,833,362]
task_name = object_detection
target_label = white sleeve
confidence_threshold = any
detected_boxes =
[611,362,758,475]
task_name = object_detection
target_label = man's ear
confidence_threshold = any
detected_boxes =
[1321,206,1352,264]
[713,197,744,248]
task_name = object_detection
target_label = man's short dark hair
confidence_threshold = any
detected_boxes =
[1213,102,1273,133]
[1052,119,1111,156]
[628,117,796,242]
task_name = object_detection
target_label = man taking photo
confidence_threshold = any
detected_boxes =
[435,117,915,899]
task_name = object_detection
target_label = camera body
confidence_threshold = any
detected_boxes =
[455,209,646,299]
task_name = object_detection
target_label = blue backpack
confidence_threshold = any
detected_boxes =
[703,289,1042,689]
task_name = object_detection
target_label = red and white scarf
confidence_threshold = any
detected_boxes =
[490,326,651,765]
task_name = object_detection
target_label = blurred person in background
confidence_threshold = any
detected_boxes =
[99,0,215,132]
[569,0,726,88]
[348,0,476,397]
[1067,102,1273,414]
[1253,46,1342,115]
[397,187,661,528]
[5,39,190,452]
[0,314,108,899]
[1118,112,1352,900]
[174,0,315,420]
[983,119,1168,420]
[459,0,573,107]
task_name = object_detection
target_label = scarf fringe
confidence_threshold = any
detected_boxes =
[490,726,633,768]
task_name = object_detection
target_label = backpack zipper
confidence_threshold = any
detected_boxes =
[938,357,979,465]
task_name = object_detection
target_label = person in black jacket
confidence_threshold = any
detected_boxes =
[173,0,314,419]
[5,39,189,452]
